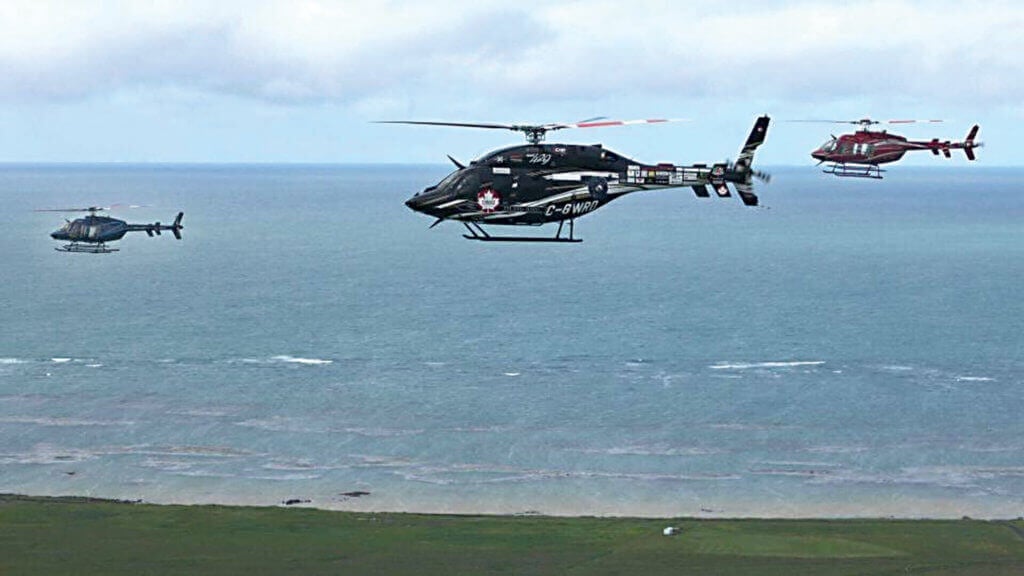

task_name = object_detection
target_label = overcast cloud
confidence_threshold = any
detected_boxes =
[1,0,1021,106]
[0,1,1020,162]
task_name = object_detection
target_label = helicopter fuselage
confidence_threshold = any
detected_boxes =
[406,141,756,227]
[48,212,184,253]
[811,126,979,167]
[51,215,132,243]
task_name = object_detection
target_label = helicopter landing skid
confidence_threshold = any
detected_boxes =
[461,220,582,243]
[823,163,884,179]
[56,242,119,253]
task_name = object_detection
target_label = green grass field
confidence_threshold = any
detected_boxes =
[2,494,1022,575]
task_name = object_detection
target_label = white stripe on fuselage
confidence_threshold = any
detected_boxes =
[541,170,619,182]
[435,198,469,209]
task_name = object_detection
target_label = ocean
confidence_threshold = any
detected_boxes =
[1,163,1022,518]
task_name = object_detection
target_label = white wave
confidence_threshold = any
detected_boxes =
[0,444,97,465]
[749,468,835,477]
[168,408,230,417]
[881,364,915,371]
[397,472,456,485]
[710,360,825,370]
[349,454,419,468]
[807,465,1024,490]
[50,358,72,363]
[958,444,1022,453]
[85,363,103,368]
[0,416,134,427]
[341,426,423,438]
[448,425,516,434]
[234,416,326,434]
[227,355,333,366]
[956,376,995,382]
[169,470,237,478]
[573,445,724,457]
[802,445,869,454]
[125,445,253,458]
[707,422,800,431]
[424,361,446,367]
[503,372,521,377]
[0,358,28,364]
[246,472,322,481]
[271,355,333,365]
[140,458,196,472]
[262,459,319,471]
[394,461,741,486]
[755,460,843,468]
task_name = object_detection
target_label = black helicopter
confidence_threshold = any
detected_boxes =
[37,206,184,253]
[380,116,771,242]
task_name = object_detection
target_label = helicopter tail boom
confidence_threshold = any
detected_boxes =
[128,212,184,239]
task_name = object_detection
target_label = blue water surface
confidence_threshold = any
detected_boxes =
[1,164,1022,517]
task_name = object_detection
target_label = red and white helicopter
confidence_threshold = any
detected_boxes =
[797,118,981,179]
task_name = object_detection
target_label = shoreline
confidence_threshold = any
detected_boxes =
[5,491,1022,522]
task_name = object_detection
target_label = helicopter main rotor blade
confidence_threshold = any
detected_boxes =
[787,118,944,125]
[786,119,877,125]
[552,118,690,130]
[34,203,146,213]
[377,117,688,136]
[374,120,516,130]
[33,206,109,213]
[378,116,689,144]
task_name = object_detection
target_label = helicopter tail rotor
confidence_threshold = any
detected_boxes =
[727,115,771,206]
[172,212,183,240]
[964,125,980,161]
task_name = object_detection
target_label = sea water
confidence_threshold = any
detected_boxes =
[1,164,1022,518]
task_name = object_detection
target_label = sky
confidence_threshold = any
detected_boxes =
[0,0,1022,165]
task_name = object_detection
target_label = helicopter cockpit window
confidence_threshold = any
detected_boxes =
[820,140,837,152]
[453,171,479,195]
[419,170,462,196]
[601,152,619,162]
[438,170,462,190]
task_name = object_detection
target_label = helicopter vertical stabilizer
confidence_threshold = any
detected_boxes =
[172,212,183,240]
[731,115,771,206]
[964,125,979,161]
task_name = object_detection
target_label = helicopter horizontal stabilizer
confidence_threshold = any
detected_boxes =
[691,185,710,198]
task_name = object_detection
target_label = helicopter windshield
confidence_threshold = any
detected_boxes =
[434,169,479,194]
[437,170,462,190]
[819,139,838,152]
[418,169,464,197]
[451,171,479,195]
